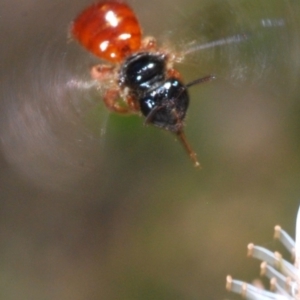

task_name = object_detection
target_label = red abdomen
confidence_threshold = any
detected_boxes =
[71,1,142,63]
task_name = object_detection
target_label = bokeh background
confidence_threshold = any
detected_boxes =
[1,0,300,299]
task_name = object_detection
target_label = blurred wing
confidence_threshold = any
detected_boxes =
[0,33,110,189]
[160,0,298,87]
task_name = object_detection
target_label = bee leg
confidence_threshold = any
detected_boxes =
[103,89,131,114]
[90,64,115,81]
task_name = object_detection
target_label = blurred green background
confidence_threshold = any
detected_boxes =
[0,0,300,299]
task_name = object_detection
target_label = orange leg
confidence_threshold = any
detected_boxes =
[141,36,157,51]
[126,95,140,112]
[103,89,130,114]
[103,90,140,114]
[90,64,115,81]
[166,68,182,80]
[90,64,130,114]
[90,64,140,115]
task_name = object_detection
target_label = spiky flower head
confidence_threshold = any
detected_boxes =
[226,207,300,300]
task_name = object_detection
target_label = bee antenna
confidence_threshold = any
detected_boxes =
[176,130,200,168]
[186,75,216,88]
[143,105,162,125]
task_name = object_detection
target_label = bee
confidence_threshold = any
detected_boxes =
[71,1,215,167]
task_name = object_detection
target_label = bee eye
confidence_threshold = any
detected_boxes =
[139,78,189,133]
